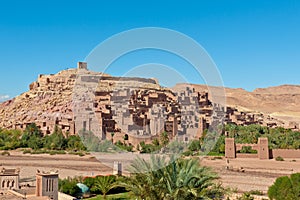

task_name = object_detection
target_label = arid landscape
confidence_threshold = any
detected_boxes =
[1,1,300,200]
[1,151,299,197]
[1,66,300,199]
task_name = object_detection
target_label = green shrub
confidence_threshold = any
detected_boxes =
[68,151,85,156]
[275,156,284,161]
[268,173,300,200]
[182,150,193,156]
[188,140,201,152]
[0,124,86,153]
[78,152,85,157]
[115,141,134,152]
[206,152,225,156]
[139,141,160,153]
[59,177,81,197]
[23,149,32,154]
[1,151,10,156]
[249,190,264,195]
[238,192,254,200]
[238,146,257,154]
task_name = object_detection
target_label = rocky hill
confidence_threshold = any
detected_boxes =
[0,68,77,134]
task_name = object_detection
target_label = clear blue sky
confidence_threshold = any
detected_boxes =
[0,0,299,100]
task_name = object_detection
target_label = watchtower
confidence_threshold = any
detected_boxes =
[225,138,236,158]
[258,137,269,159]
[77,62,88,70]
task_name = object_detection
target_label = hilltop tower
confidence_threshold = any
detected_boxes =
[77,61,88,70]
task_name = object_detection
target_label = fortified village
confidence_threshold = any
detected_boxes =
[0,62,298,148]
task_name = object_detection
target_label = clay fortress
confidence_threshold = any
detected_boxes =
[0,62,298,147]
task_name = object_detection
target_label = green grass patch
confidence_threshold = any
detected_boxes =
[206,152,225,156]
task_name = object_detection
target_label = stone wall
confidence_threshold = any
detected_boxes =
[225,137,269,159]
[226,137,300,159]
[270,149,300,159]
[236,154,258,158]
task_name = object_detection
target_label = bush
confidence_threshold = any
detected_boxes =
[275,156,284,161]
[238,192,254,200]
[59,177,81,197]
[188,140,201,152]
[31,149,48,154]
[249,190,264,195]
[115,141,134,152]
[49,150,66,155]
[68,151,85,156]
[238,146,257,154]
[139,141,160,153]
[268,173,300,200]
[23,150,31,154]
[1,151,10,156]
[182,150,193,156]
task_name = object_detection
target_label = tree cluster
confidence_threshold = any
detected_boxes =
[0,123,86,151]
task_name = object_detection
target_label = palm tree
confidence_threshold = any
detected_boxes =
[119,155,166,199]
[92,175,117,199]
[121,155,225,200]
[162,158,224,199]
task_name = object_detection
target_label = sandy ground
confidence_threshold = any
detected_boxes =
[1,151,300,194]
[0,151,112,179]
[201,157,300,193]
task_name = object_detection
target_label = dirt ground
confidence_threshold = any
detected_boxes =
[0,151,112,179]
[1,151,299,194]
[201,157,300,193]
